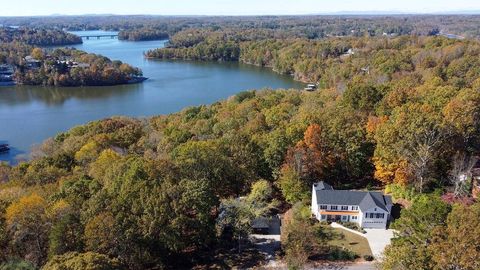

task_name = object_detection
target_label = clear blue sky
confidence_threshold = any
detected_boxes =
[1,0,479,16]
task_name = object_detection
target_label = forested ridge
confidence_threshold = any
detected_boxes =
[0,27,82,46]
[6,15,480,38]
[1,32,480,268]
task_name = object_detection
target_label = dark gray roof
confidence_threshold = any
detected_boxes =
[384,195,393,206]
[315,189,391,212]
[313,181,333,191]
[251,217,269,229]
[473,158,480,176]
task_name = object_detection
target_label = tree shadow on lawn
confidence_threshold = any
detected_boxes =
[191,242,265,270]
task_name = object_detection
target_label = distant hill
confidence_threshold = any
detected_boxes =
[312,10,480,15]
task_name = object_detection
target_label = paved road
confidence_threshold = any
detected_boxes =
[309,262,376,270]
[343,262,376,270]
[254,262,376,270]
[250,235,281,268]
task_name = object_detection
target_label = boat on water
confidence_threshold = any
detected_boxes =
[304,83,317,91]
[127,76,148,84]
[0,144,9,153]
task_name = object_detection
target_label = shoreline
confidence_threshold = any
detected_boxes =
[146,56,312,84]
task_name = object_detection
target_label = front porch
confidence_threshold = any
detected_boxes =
[320,211,359,223]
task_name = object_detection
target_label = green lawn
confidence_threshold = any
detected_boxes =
[322,225,373,258]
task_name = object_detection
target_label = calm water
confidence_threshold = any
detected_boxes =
[0,30,302,163]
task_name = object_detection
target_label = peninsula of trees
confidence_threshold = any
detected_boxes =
[118,28,169,41]
[1,32,480,269]
[16,48,143,86]
[0,27,145,87]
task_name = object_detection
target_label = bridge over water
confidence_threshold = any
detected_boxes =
[78,34,119,40]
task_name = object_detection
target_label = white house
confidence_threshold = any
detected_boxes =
[311,182,393,229]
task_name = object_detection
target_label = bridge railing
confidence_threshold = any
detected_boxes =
[79,35,119,40]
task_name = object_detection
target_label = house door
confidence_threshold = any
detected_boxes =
[327,215,342,222]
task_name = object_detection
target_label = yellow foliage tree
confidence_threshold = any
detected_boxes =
[5,193,49,266]
[31,48,45,60]
[74,141,101,165]
[49,199,72,221]
[443,88,480,141]
[374,158,413,186]
[84,212,117,256]
[88,149,121,181]
[373,158,397,184]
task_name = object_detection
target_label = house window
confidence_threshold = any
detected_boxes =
[341,206,349,210]
[342,216,347,221]
[331,205,338,210]
[365,212,368,218]
[352,206,358,211]
[369,213,375,218]
[321,215,326,220]
[375,213,385,219]
[351,216,357,220]
[320,205,327,210]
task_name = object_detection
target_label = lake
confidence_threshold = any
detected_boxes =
[0,30,302,163]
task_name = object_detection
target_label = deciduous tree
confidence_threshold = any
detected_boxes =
[5,194,50,267]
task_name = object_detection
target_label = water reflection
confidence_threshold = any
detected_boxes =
[0,140,26,164]
[0,84,142,106]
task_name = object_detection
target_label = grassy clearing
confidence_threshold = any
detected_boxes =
[322,225,373,258]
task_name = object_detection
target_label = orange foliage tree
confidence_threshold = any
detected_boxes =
[283,124,335,186]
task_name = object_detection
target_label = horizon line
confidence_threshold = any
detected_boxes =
[2,10,480,17]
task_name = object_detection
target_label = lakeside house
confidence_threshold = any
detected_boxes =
[0,64,15,86]
[454,157,480,199]
[57,60,90,68]
[24,56,42,69]
[304,83,317,91]
[340,48,356,60]
[24,55,91,70]
[311,181,392,229]
[469,159,480,198]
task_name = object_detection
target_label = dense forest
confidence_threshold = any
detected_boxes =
[118,28,169,41]
[5,15,480,39]
[1,33,480,268]
[0,27,82,46]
